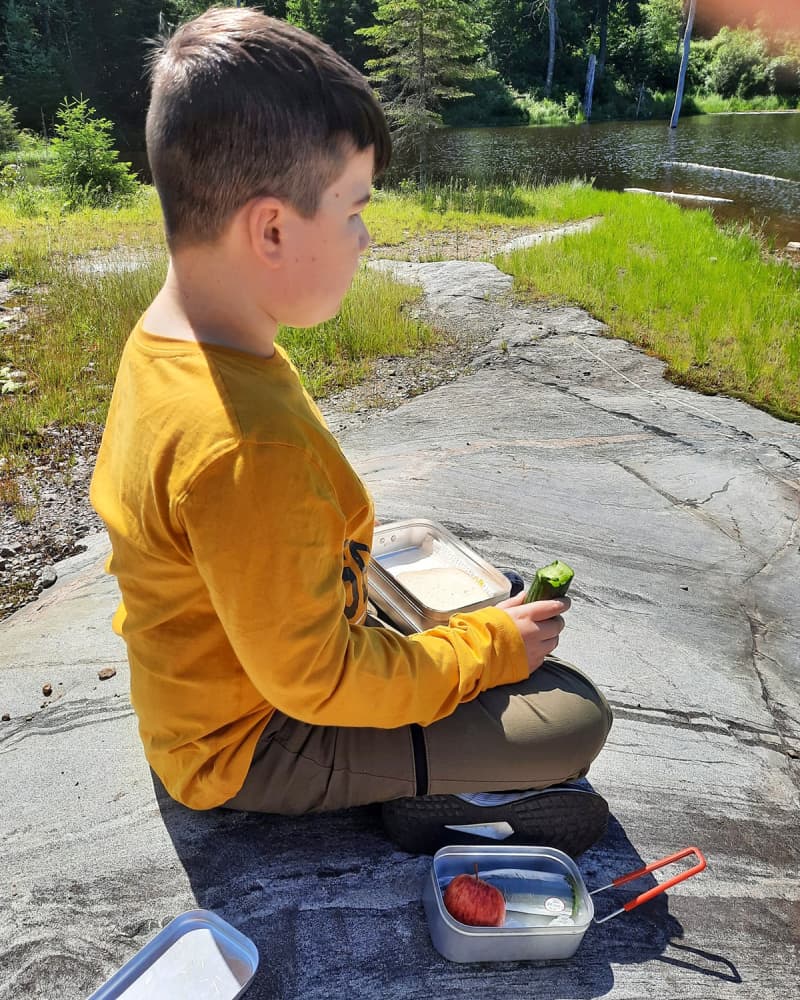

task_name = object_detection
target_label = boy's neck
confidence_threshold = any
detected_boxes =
[144,252,279,359]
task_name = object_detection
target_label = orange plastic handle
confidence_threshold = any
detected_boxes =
[611,846,707,912]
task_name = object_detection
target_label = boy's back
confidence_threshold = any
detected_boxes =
[92,320,373,808]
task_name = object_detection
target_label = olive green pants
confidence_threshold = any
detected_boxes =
[223,652,612,815]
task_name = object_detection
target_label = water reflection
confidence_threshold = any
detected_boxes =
[390,113,800,244]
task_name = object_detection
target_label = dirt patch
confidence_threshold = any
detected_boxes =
[369,224,556,262]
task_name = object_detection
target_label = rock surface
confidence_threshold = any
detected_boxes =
[1,253,798,998]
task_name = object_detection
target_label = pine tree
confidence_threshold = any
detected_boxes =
[358,0,489,180]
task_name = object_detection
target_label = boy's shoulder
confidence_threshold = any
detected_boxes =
[122,321,330,455]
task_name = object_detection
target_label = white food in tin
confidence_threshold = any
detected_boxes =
[395,567,487,610]
[114,928,245,999]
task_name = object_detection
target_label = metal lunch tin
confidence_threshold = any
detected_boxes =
[87,909,258,999]
[424,844,707,963]
[368,519,511,634]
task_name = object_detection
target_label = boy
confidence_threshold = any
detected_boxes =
[91,7,612,856]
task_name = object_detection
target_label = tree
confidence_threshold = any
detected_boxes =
[670,0,695,127]
[286,1,376,70]
[597,0,609,77]
[544,0,557,97]
[1,0,65,130]
[706,25,770,99]
[0,87,18,152]
[639,0,682,91]
[358,0,489,181]
[40,97,138,208]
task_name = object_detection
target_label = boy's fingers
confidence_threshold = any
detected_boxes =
[497,591,526,610]
[537,615,566,639]
[528,596,571,619]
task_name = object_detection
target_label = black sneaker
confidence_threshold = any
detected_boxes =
[381,785,609,857]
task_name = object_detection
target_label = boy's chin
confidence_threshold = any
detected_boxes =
[284,303,341,329]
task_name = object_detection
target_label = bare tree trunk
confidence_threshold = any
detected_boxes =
[670,0,696,129]
[545,0,557,98]
[584,54,597,121]
[418,9,427,185]
[597,0,609,78]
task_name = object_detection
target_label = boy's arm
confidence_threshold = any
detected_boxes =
[180,441,528,728]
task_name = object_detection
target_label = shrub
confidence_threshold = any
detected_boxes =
[769,56,800,97]
[706,27,769,99]
[442,74,529,126]
[0,97,19,154]
[40,98,138,209]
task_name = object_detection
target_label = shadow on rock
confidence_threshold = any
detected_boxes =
[153,774,721,999]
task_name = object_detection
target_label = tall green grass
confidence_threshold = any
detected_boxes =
[495,191,800,421]
[367,178,599,246]
[278,268,430,398]
[693,94,800,114]
[0,212,429,457]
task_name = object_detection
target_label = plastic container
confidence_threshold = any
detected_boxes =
[368,519,511,633]
[424,844,706,963]
[87,909,258,999]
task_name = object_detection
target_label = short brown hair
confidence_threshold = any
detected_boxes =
[145,6,391,249]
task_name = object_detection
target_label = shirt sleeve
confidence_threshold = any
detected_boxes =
[178,441,528,728]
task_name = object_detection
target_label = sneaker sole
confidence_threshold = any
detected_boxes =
[381,789,609,857]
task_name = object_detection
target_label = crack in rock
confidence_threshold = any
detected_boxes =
[606,699,795,756]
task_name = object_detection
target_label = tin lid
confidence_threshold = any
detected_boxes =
[369,519,511,627]
[87,909,259,999]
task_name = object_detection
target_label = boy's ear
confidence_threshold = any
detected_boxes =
[245,197,286,270]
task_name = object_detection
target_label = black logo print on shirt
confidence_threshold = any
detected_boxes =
[342,539,370,620]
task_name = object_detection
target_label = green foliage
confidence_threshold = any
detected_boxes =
[0,0,797,157]
[359,0,491,176]
[516,94,584,126]
[0,163,23,191]
[0,85,20,154]
[360,0,490,105]
[441,74,528,126]
[1,0,64,130]
[705,27,770,99]
[639,0,682,90]
[40,98,139,210]
[769,55,800,97]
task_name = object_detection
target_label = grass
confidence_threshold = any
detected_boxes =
[366,178,601,246]
[1,175,799,485]
[0,184,432,460]
[494,189,800,421]
[692,94,800,114]
[517,96,584,126]
[278,268,432,398]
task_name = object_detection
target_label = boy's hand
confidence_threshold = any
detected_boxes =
[496,592,570,675]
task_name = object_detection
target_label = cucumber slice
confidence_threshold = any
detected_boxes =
[525,560,574,603]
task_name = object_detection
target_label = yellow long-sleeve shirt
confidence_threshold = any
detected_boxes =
[90,319,528,809]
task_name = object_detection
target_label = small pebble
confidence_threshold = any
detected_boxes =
[98,667,117,680]
[42,683,52,696]
[1,713,10,721]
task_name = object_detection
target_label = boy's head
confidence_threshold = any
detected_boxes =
[146,6,391,252]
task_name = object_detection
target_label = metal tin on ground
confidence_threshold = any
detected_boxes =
[423,845,593,963]
[368,519,511,633]
[87,909,258,999]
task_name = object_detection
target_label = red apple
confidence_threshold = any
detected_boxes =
[443,864,506,927]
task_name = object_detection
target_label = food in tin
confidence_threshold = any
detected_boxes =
[394,566,488,610]
[443,864,506,927]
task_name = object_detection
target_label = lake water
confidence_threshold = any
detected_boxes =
[388,112,800,246]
